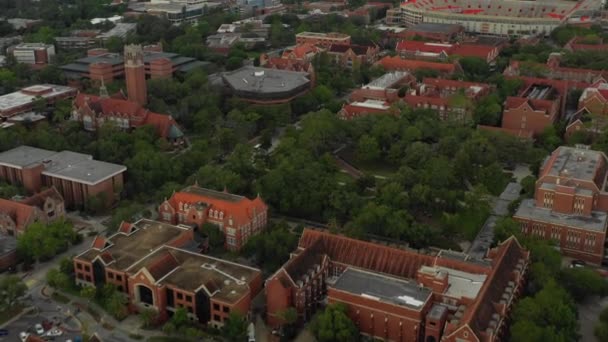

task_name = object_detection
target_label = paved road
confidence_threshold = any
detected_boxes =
[468,181,523,259]
[579,296,608,342]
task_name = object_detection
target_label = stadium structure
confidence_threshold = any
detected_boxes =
[386,0,602,36]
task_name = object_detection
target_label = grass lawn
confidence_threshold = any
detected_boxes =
[0,304,25,325]
[51,292,71,304]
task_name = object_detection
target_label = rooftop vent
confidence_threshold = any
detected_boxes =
[224,279,231,285]
[254,70,265,77]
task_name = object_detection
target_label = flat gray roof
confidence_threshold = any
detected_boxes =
[41,151,126,185]
[222,66,310,94]
[331,267,431,310]
[0,146,57,169]
[0,235,17,255]
[0,146,126,185]
[515,198,608,232]
[546,146,605,182]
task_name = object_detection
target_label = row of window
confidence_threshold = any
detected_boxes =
[76,263,90,272]
[522,222,598,249]
[176,291,193,303]
[76,273,92,282]
[212,302,231,313]
[107,272,123,282]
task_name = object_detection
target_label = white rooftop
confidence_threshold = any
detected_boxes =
[419,265,487,299]
[365,71,410,90]
[350,99,390,110]
[0,84,76,116]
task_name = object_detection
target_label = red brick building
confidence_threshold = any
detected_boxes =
[72,93,184,144]
[158,185,268,251]
[404,78,491,122]
[396,41,500,63]
[0,146,126,208]
[280,43,324,62]
[514,145,608,265]
[376,56,462,76]
[338,100,397,120]
[501,81,563,137]
[266,229,529,342]
[73,219,262,327]
[578,79,608,116]
[0,84,77,119]
[565,36,608,52]
[124,44,147,106]
[0,187,64,236]
[326,44,379,68]
[295,32,350,48]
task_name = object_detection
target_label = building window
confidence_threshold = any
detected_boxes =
[573,198,585,214]
[185,295,192,302]
[108,273,114,279]
[116,275,122,281]
[85,276,91,282]
[84,265,90,272]
[162,212,171,221]
[543,192,554,208]
[213,314,221,322]
[77,263,83,270]
[213,303,220,311]
[177,292,183,300]
[77,274,84,280]
[223,306,230,313]
[187,306,193,313]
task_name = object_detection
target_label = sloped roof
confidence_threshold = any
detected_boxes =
[298,229,436,279]
[328,44,373,55]
[396,40,453,53]
[282,43,322,59]
[21,187,63,209]
[377,56,458,73]
[452,44,496,59]
[0,198,35,229]
[74,93,180,139]
[505,96,556,114]
[166,186,268,227]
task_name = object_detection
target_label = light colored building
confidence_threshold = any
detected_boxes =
[0,84,77,119]
[387,0,601,36]
[9,43,55,67]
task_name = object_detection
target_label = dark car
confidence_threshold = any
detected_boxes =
[0,329,8,336]
[570,259,586,268]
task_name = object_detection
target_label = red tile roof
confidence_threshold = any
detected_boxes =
[0,198,35,231]
[396,40,453,54]
[282,43,322,59]
[451,44,496,60]
[21,187,63,209]
[166,186,267,228]
[74,93,179,139]
[377,56,459,73]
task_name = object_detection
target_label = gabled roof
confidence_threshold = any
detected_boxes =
[377,56,459,73]
[451,44,496,60]
[0,198,35,229]
[166,186,267,227]
[21,187,63,209]
[328,44,374,55]
[505,96,556,114]
[74,93,181,139]
[282,43,322,59]
[298,229,436,279]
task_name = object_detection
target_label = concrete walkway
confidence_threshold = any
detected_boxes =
[579,296,608,342]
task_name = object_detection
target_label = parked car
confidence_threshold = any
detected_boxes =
[46,328,63,337]
[19,332,29,342]
[35,323,45,335]
[0,329,8,336]
[569,260,586,268]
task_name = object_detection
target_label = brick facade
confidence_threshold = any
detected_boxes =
[266,229,529,342]
[514,145,608,265]
[158,185,268,251]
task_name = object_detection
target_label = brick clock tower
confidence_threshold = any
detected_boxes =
[124,44,147,106]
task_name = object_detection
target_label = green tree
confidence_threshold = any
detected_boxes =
[46,268,71,290]
[171,307,188,328]
[105,290,128,320]
[356,134,380,163]
[139,308,158,328]
[558,267,608,302]
[0,275,27,310]
[310,303,358,342]
[223,312,248,342]
[80,286,97,302]
[201,223,225,251]
[493,217,520,243]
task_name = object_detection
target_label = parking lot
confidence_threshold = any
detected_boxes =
[1,300,83,342]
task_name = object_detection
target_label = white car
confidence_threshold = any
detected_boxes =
[46,328,63,337]
[34,323,45,335]
[19,332,29,342]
